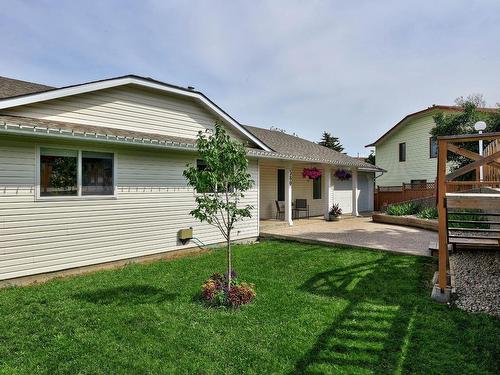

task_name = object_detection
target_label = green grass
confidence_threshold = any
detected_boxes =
[0,241,498,374]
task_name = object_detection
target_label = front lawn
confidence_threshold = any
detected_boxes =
[0,240,498,374]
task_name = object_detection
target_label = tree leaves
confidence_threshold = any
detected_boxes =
[430,100,500,177]
[183,123,254,240]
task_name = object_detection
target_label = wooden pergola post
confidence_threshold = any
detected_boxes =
[437,138,448,291]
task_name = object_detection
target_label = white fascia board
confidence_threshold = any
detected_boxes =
[0,77,272,152]
[0,123,197,153]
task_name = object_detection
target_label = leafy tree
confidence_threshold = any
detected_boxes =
[365,150,375,165]
[454,93,486,108]
[319,131,344,152]
[430,97,500,177]
[183,123,254,289]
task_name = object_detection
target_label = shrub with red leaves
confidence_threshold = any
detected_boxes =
[201,271,256,308]
[227,283,256,308]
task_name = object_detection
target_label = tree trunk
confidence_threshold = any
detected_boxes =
[227,234,232,291]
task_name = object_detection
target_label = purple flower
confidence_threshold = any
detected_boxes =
[334,169,352,181]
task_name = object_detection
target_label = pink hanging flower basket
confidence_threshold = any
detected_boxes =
[302,167,322,180]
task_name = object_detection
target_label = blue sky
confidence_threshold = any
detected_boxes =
[1,0,499,155]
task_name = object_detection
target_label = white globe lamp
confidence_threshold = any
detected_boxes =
[474,121,487,181]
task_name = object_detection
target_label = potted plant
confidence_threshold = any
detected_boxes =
[328,204,342,221]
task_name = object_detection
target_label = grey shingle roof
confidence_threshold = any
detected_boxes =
[244,125,382,171]
[0,76,54,99]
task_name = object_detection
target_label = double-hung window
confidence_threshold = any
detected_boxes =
[38,147,115,199]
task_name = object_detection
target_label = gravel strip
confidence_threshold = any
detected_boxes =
[450,250,500,317]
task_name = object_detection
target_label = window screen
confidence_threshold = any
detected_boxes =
[40,148,78,196]
[82,152,114,195]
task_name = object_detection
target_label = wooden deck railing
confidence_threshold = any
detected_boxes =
[484,139,500,181]
[436,132,500,292]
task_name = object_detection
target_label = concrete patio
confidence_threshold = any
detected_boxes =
[260,215,437,257]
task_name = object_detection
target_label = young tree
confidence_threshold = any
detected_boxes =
[318,131,344,152]
[183,123,253,289]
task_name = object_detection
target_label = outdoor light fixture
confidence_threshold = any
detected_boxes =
[474,121,487,181]
[474,121,487,132]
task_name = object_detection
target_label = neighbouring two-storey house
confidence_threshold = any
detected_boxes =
[367,105,497,187]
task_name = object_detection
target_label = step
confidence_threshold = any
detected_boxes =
[446,193,500,210]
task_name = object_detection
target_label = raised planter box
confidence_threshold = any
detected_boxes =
[372,213,438,232]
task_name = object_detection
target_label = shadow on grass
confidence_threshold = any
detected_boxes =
[74,285,178,305]
[293,254,420,374]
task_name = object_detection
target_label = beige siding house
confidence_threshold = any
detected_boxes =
[0,75,381,282]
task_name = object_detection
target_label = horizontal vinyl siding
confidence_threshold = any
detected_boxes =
[2,85,244,142]
[375,112,456,186]
[0,137,258,280]
[259,160,328,220]
[333,177,352,213]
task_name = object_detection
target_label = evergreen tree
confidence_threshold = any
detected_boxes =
[319,131,344,152]
[365,151,375,165]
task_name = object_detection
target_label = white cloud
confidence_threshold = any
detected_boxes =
[0,0,499,155]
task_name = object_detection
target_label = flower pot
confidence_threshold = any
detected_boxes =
[328,215,340,221]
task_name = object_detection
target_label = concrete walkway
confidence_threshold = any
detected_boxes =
[260,216,437,257]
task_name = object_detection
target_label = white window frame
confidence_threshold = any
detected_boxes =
[35,144,117,201]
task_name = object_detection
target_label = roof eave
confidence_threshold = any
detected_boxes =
[0,123,385,172]
[248,150,384,171]
[0,121,198,152]
[365,105,494,148]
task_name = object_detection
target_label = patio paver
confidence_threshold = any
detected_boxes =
[260,216,437,257]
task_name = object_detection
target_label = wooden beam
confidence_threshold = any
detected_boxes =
[437,139,448,290]
[446,150,500,181]
[446,180,500,185]
[447,143,500,170]
[438,132,500,142]
[446,193,500,210]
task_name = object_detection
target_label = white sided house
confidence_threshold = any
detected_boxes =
[0,75,381,282]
